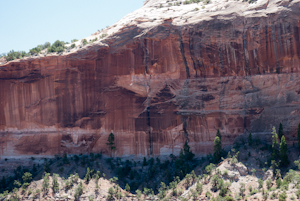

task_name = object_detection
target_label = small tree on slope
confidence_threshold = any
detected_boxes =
[106,133,116,157]
[213,136,222,163]
[280,136,288,167]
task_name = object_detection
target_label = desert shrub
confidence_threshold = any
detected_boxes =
[74,182,83,199]
[136,189,142,199]
[71,44,76,48]
[52,173,59,193]
[65,180,72,191]
[270,192,278,199]
[183,0,201,4]
[81,39,88,46]
[205,163,215,175]
[279,191,287,201]
[84,167,91,183]
[239,183,245,197]
[22,172,32,183]
[107,187,114,200]
[47,40,65,53]
[211,175,225,192]
[266,179,272,190]
[205,191,212,198]
[100,34,108,38]
[258,179,263,188]
[42,173,50,192]
[297,190,300,199]
[5,50,28,61]
[196,181,203,194]
[276,178,282,189]
[125,183,130,192]
[143,187,154,196]
[29,42,50,55]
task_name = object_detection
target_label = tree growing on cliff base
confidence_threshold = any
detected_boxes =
[183,141,195,161]
[271,127,279,161]
[213,136,222,163]
[106,133,116,157]
[280,136,289,167]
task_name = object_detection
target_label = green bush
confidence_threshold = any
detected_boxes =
[47,40,65,53]
[5,50,28,61]
[52,174,59,193]
[279,191,287,201]
[107,187,114,200]
[29,42,50,55]
[42,173,50,192]
[22,172,32,183]
[81,39,88,46]
[183,0,201,4]
[74,182,83,199]
[196,181,203,194]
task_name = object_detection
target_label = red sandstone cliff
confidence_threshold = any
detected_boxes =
[0,0,300,157]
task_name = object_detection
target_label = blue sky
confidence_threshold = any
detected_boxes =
[0,0,144,54]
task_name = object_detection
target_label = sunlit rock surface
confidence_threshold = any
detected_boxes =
[1,0,300,157]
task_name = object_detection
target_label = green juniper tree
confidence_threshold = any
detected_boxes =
[213,136,222,163]
[52,173,59,193]
[106,133,116,157]
[280,136,288,167]
[271,127,279,161]
[22,172,32,183]
[84,167,91,184]
[125,183,130,192]
[183,141,195,160]
[42,173,50,192]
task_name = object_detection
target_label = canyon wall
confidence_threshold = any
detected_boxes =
[1,0,300,157]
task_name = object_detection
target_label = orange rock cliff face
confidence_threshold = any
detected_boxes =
[1,0,300,157]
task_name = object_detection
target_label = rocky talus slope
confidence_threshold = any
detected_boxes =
[0,0,300,157]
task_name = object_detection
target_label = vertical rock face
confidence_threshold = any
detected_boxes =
[1,0,300,157]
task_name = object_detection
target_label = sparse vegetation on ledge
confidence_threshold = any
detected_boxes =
[47,40,66,53]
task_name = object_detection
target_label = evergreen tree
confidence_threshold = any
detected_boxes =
[280,136,288,167]
[42,173,50,192]
[297,123,300,152]
[278,123,283,141]
[106,133,116,157]
[52,173,59,193]
[183,141,195,160]
[125,183,130,192]
[271,127,279,161]
[84,167,91,183]
[22,172,32,183]
[213,136,222,163]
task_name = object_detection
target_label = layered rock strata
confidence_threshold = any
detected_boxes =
[1,0,300,157]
